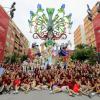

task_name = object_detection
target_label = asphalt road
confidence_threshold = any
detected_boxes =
[0,90,99,100]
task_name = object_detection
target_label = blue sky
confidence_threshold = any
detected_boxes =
[0,0,98,49]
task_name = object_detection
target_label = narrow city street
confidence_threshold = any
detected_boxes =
[0,90,100,100]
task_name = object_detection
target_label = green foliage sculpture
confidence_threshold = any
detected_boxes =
[28,4,73,47]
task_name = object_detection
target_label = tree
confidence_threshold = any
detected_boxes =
[20,55,28,63]
[71,44,96,64]
[5,53,20,64]
[10,53,18,63]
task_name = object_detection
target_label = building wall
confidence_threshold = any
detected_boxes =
[74,26,82,46]
[84,16,96,46]
[84,4,98,47]
[0,5,29,62]
[6,19,29,56]
[4,20,15,57]
[80,25,86,44]
[0,5,9,62]
[74,3,100,53]
[93,14,100,52]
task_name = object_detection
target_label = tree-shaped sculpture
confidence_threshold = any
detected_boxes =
[28,4,72,46]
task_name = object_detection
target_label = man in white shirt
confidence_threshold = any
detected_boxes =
[22,61,28,72]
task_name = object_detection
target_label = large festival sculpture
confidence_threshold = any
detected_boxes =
[28,4,72,47]
[28,4,73,65]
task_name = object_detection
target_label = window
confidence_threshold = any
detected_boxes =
[7,34,10,39]
[11,37,14,41]
[14,47,17,50]
[6,42,10,47]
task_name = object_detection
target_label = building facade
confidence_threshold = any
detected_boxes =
[0,5,9,62]
[74,3,100,53]
[74,26,82,46]
[84,4,98,47]
[0,5,29,62]
[93,14,100,52]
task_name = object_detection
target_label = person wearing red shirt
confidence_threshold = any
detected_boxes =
[2,74,12,93]
[68,80,81,96]
[13,75,21,94]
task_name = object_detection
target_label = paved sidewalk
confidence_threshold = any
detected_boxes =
[0,90,99,100]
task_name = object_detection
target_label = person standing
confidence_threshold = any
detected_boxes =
[0,64,5,77]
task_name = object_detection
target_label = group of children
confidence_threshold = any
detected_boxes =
[0,61,100,98]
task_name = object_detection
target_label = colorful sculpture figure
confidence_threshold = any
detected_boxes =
[28,4,73,47]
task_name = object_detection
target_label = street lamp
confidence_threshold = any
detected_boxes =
[96,1,100,13]
[2,2,16,19]
[10,2,16,19]
[87,4,93,21]
[87,2,100,21]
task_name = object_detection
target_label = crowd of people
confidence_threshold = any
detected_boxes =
[0,61,100,98]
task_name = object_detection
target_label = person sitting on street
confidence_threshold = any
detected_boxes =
[13,75,21,94]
